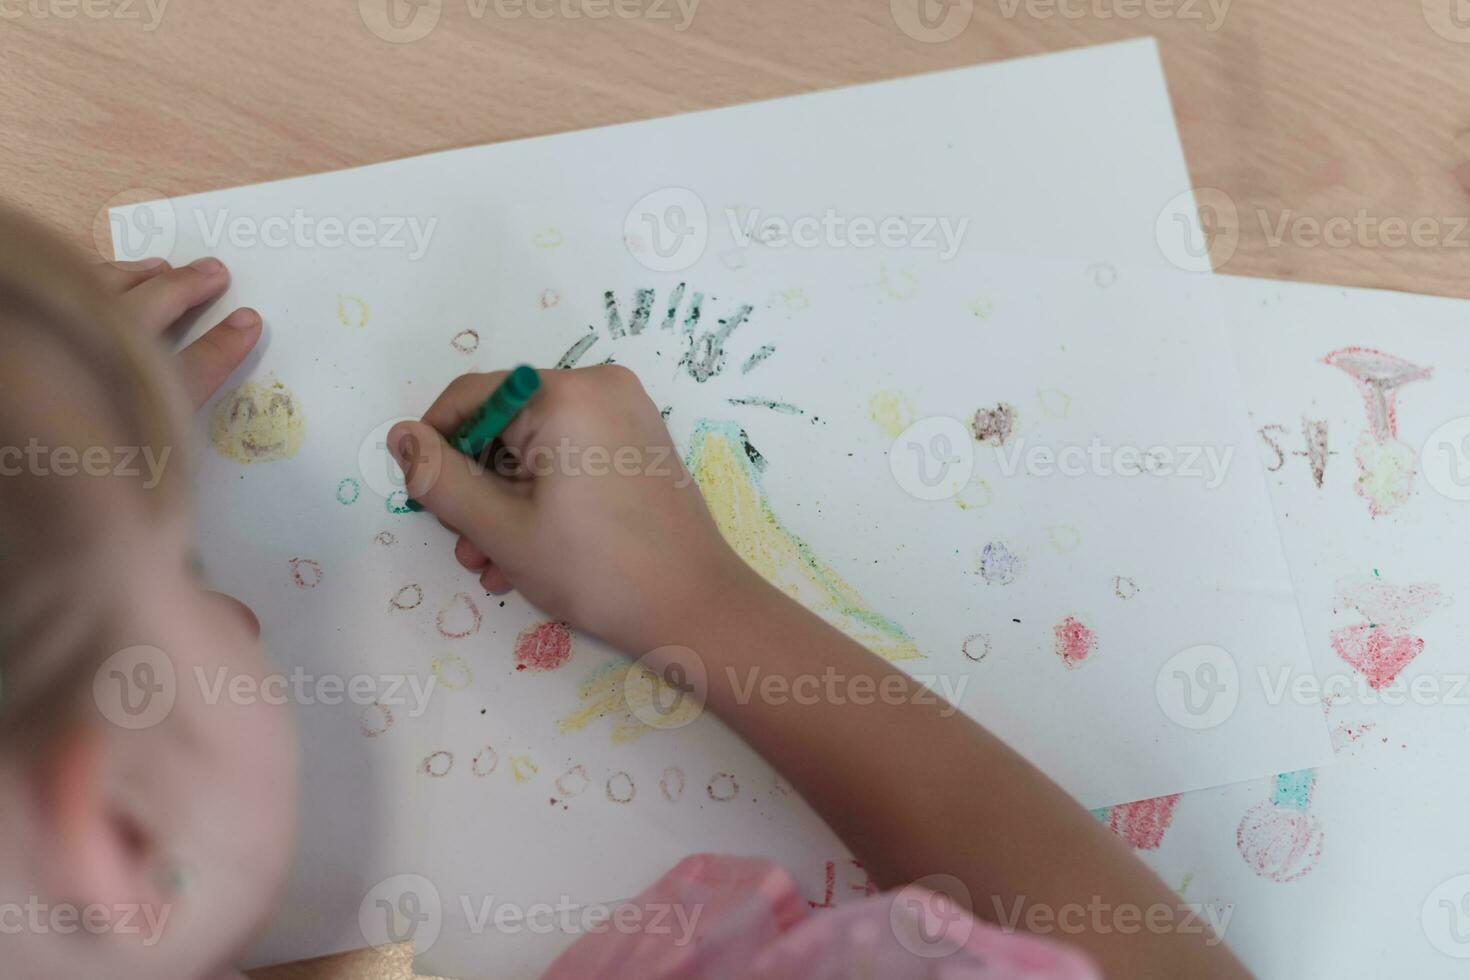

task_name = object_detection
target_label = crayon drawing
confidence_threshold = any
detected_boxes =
[1328,574,1448,689]
[1091,793,1181,850]
[1323,347,1431,517]
[555,661,702,744]
[208,379,305,463]
[686,419,921,662]
[335,294,369,328]
[1236,770,1323,883]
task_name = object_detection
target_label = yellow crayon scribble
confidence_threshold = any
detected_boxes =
[208,379,305,464]
[1048,525,1083,554]
[430,654,473,691]
[1354,434,1416,517]
[878,264,918,301]
[970,296,995,320]
[776,287,810,311]
[1038,387,1072,419]
[867,390,916,440]
[533,228,564,248]
[687,421,921,661]
[336,294,369,328]
[955,480,993,511]
[509,755,539,784]
[555,662,700,745]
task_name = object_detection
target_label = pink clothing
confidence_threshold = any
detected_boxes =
[543,855,1100,980]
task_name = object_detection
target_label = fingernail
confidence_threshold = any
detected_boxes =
[396,432,416,466]
[225,308,259,329]
[189,256,224,276]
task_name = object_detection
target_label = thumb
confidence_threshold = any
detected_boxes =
[389,420,529,551]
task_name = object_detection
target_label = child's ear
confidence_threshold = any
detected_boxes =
[34,721,161,910]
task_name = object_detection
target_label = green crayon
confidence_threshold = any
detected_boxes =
[406,364,541,512]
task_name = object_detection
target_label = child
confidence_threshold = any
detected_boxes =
[0,206,296,980]
[0,205,1248,979]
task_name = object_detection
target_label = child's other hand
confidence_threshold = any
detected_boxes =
[389,366,752,653]
[98,256,262,407]
[99,255,267,633]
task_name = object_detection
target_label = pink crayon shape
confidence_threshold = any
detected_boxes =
[1105,794,1182,851]
[1053,616,1096,669]
[1322,347,1430,442]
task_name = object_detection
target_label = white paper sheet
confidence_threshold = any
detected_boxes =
[110,38,1330,974]
[1115,276,1470,979]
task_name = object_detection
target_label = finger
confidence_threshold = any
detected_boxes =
[388,420,530,553]
[175,308,264,409]
[423,369,555,463]
[94,257,172,292]
[120,256,230,335]
[421,370,512,435]
[479,565,512,595]
[454,535,489,571]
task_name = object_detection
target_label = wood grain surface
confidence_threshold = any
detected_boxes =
[4,1,1468,976]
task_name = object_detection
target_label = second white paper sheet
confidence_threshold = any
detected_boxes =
[109,38,1331,973]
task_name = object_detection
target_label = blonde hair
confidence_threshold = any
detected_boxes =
[0,204,186,736]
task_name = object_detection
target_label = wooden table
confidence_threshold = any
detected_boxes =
[3,1,1467,976]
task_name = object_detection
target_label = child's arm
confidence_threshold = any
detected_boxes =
[391,366,1249,980]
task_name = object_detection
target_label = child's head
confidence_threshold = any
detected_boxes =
[0,207,298,979]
